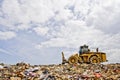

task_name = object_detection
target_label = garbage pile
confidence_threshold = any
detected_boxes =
[0,62,120,80]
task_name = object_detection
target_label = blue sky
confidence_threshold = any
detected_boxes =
[0,0,120,65]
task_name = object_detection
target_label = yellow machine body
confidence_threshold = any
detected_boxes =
[62,46,107,64]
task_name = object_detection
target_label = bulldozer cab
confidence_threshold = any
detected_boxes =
[79,44,89,55]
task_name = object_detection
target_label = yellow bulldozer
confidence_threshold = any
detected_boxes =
[62,45,107,64]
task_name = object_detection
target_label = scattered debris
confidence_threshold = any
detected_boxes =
[0,62,120,80]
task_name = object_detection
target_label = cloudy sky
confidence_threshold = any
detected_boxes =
[0,0,120,65]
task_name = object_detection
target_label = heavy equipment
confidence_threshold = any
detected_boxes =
[62,45,107,64]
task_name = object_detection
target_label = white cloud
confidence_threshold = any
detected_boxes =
[86,0,120,33]
[74,0,91,16]
[54,9,73,21]
[36,20,104,48]
[0,31,16,40]
[0,0,54,30]
[1,0,120,32]
[16,23,32,31]
[33,27,49,36]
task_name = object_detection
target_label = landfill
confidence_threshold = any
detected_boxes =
[0,62,120,80]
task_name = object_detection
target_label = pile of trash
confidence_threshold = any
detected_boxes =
[0,62,120,80]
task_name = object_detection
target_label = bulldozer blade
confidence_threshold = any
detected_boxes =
[62,52,67,64]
